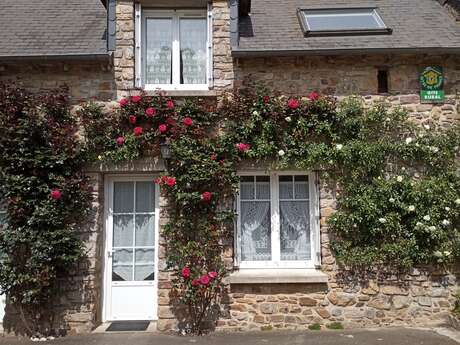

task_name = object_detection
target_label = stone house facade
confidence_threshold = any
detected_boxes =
[0,0,460,335]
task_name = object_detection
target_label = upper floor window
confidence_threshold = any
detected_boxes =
[136,6,212,91]
[298,8,391,36]
[236,172,320,269]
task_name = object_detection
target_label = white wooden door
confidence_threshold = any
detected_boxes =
[104,177,159,321]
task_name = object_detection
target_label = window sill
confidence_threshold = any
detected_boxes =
[142,89,217,98]
[227,269,328,284]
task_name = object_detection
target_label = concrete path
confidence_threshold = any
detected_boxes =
[0,327,457,345]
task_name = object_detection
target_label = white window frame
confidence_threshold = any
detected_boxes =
[235,171,320,269]
[135,4,213,91]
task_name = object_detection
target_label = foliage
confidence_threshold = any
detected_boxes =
[0,84,92,335]
[453,290,460,317]
[326,322,344,330]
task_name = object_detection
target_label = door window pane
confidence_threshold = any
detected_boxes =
[135,249,155,281]
[113,215,134,247]
[145,18,173,84]
[180,18,207,84]
[114,182,134,213]
[135,215,155,247]
[136,182,155,212]
[113,249,133,281]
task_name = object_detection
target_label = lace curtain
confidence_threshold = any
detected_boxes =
[280,201,310,260]
[145,18,173,85]
[240,201,271,261]
[180,18,207,84]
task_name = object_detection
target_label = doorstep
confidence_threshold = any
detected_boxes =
[93,321,157,333]
[227,269,329,284]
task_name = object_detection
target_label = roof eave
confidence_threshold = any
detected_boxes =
[232,47,460,57]
[0,53,111,63]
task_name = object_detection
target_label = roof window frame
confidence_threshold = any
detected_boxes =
[297,7,392,37]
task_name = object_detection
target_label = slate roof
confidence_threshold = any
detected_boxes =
[235,0,460,56]
[0,0,108,59]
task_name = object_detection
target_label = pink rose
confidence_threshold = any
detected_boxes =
[210,153,217,161]
[191,279,199,287]
[145,107,156,117]
[263,95,270,103]
[199,275,210,285]
[154,177,161,185]
[50,189,62,200]
[182,267,190,279]
[166,100,174,109]
[119,98,129,107]
[166,177,176,187]
[129,115,137,125]
[208,271,218,279]
[308,91,320,101]
[201,191,212,202]
[116,136,125,146]
[183,117,193,126]
[158,124,167,133]
[131,95,142,103]
[235,143,251,152]
[133,127,143,136]
[287,98,300,110]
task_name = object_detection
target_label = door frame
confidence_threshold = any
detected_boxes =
[102,174,160,322]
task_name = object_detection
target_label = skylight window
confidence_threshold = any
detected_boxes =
[298,8,392,36]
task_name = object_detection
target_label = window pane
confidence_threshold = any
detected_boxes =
[114,182,134,213]
[280,201,311,261]
[256,176,270,199]
[135,249,155,281]
[240,176,254,200]
[240,201,271,261]
[112,249,133,281]
[303,9,384,31]
[136,182,155,213]
[113,215,134,247]
[294,176,309,199]
[135,215,155,247]
[145,18,173,84]
[180,18,207,85]
[279,176,293,199]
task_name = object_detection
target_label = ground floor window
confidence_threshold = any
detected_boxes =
[236,172,320,269]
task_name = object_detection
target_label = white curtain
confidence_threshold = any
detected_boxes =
[241,201,271,261]
[280,201,310,261]
[180,18,207,84]
[146,18,173,84]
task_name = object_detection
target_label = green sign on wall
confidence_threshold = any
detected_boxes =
[420,66,444,103]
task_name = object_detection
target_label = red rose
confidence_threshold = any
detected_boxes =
[166,177,176,187]
[235,143,251,152]
[129,115,137,124]
[308,91,320,101]
[208,271,218,279]
[263,95,270,103]
[183,117,193,126]
[210,153,217,161]
[133,127,143,136]
[191,279,199,287]
[166,100,174,109]
[181,267,190,279]
[158,124,167,133]
[131,95,142,103]
[199,274,210,285]
[166,117,177,126]
[154,177,161,184]
[145,107,156,117]
[287,98,300,110]
[201,191,212,202]
[119,98,129,107]
[50,189,62,200]
[116,136,125,146]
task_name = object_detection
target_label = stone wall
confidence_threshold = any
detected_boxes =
[0,60,115,102]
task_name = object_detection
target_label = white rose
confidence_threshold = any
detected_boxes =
[405,137,413,144]
[252,110,259,116]
[442,219,451,226]
[423,215,431,221]
[428,226,436,232]
[416,222,423,227]
[408,205,415,212]
[456,199,460,205]
[336,144,343,150]
[285,116,292,122]
[278,150,285,157]
[444,251,452,257]
[424,124,430,130]
[445,207,451,211]
[98,155,103,161]
[433,251,443,258]
[430,146,439,153]
[385,117,391,122]
[389,198,395,203]
[379,218,387,224]
[396,176,403,182]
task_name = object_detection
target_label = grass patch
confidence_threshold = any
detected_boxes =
[326,322,344,330]
[308,323,321,331]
